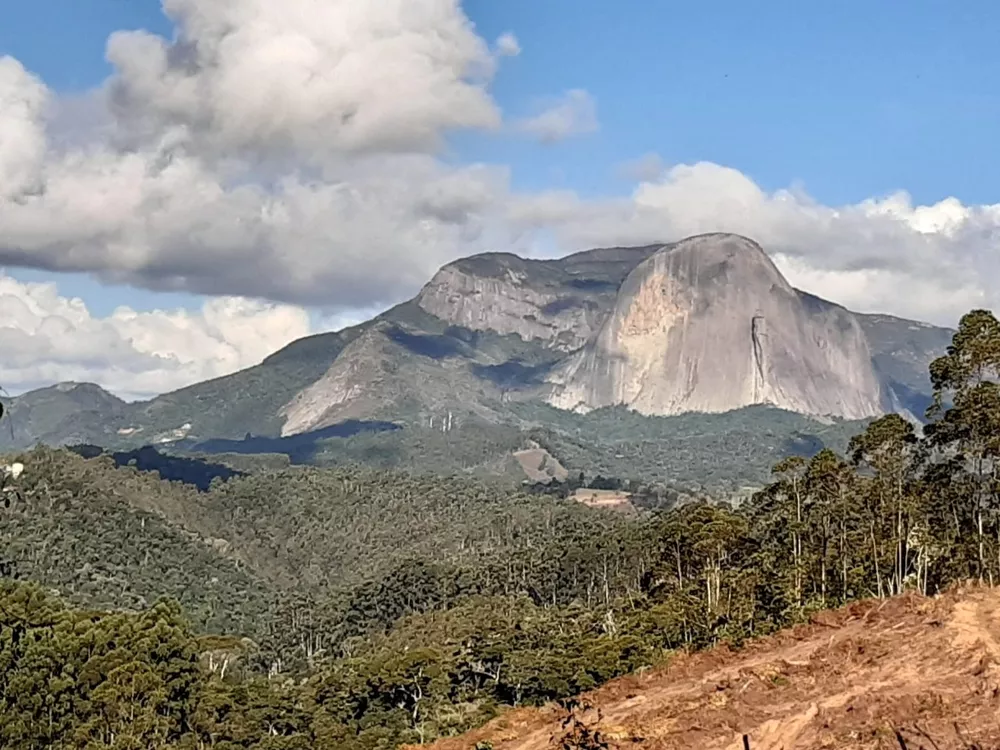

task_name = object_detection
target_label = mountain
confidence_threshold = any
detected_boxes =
[855,311,956,416]
[0,382,131,448]
[0,233,956,488]
[546,234,886,419]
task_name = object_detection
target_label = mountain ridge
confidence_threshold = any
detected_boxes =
[0,235,955,474]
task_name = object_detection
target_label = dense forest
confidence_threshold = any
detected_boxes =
[0,309,997,749]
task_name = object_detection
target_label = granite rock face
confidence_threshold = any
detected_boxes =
[546,234,887,420]
[278,321,510,437]
[279,326,393,436]
[415,249,659,351]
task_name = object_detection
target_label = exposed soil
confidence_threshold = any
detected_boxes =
[414,585,1000,750]
[513,447,568,484]
[572,488,635,512]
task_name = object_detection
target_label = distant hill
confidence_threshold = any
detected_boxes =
[0,446,637,637]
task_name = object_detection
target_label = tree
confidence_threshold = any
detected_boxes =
[804,449,853,606]
[768,456,808,607]
[848,415,921,597]
[76,661,171,749]
[926,309,1000,584]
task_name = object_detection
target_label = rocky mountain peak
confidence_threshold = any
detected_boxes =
[546,233,887,420]
[657,232,793,291]
[414,255,622,351]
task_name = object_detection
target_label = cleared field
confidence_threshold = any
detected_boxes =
[415,586,1000,750]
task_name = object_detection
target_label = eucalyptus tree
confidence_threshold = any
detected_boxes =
[925,309,1000,583]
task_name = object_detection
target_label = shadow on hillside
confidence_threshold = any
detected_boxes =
[781,432,826,457]
[472,359,557,388]
[385,325,469,359]
[70,420,401,488]
[70,444,244,491]
[187,419,401,464]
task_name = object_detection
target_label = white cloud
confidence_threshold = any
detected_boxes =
[0,58,48,198]
[104,0,501,160]
[0,0,520,313]
[0,137,513,307]
[508,161,1000,326]
[513,89,599,144]
[495,32,521,57]
[769,255,987,324]
[0,273,317,399]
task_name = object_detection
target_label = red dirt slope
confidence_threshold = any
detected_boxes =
[414,586,1000,750]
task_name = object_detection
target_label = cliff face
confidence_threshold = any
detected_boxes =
[546,234,887,420]
[415,249,659,351]
[279,326,393,436]
[416,265,590,350]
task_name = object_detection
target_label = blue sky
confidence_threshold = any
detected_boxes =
[469,0,1000,207]
[0,0,997,396]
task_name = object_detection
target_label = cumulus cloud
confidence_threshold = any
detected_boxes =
[513,89,599,144]
[0,273,317,399]
[0,0,523,313]
[510,161,1000,325]
[0,58,48,198]
[0,141,512,306]
[495,32,521,57]
[104,0,500,159]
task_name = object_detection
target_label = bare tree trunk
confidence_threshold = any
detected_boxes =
[675,543,684,587]
[794,483,803,607]
[871,521,884,599]
[841,519,848,601]
[978,509,985,584]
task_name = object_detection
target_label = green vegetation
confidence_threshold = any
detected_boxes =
[515,402,867,494]
[309,421,527,478]
[0,448,273,635]
[0,308,995,749]
[0,445,643,639]
[188,403,868,495]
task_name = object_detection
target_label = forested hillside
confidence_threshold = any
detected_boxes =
[0,308,997,749]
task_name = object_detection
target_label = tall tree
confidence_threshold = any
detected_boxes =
[848,415,921,597]
[804,449,854,606]
[926,309,1000,584]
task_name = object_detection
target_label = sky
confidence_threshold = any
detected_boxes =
[0,0,998,399]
